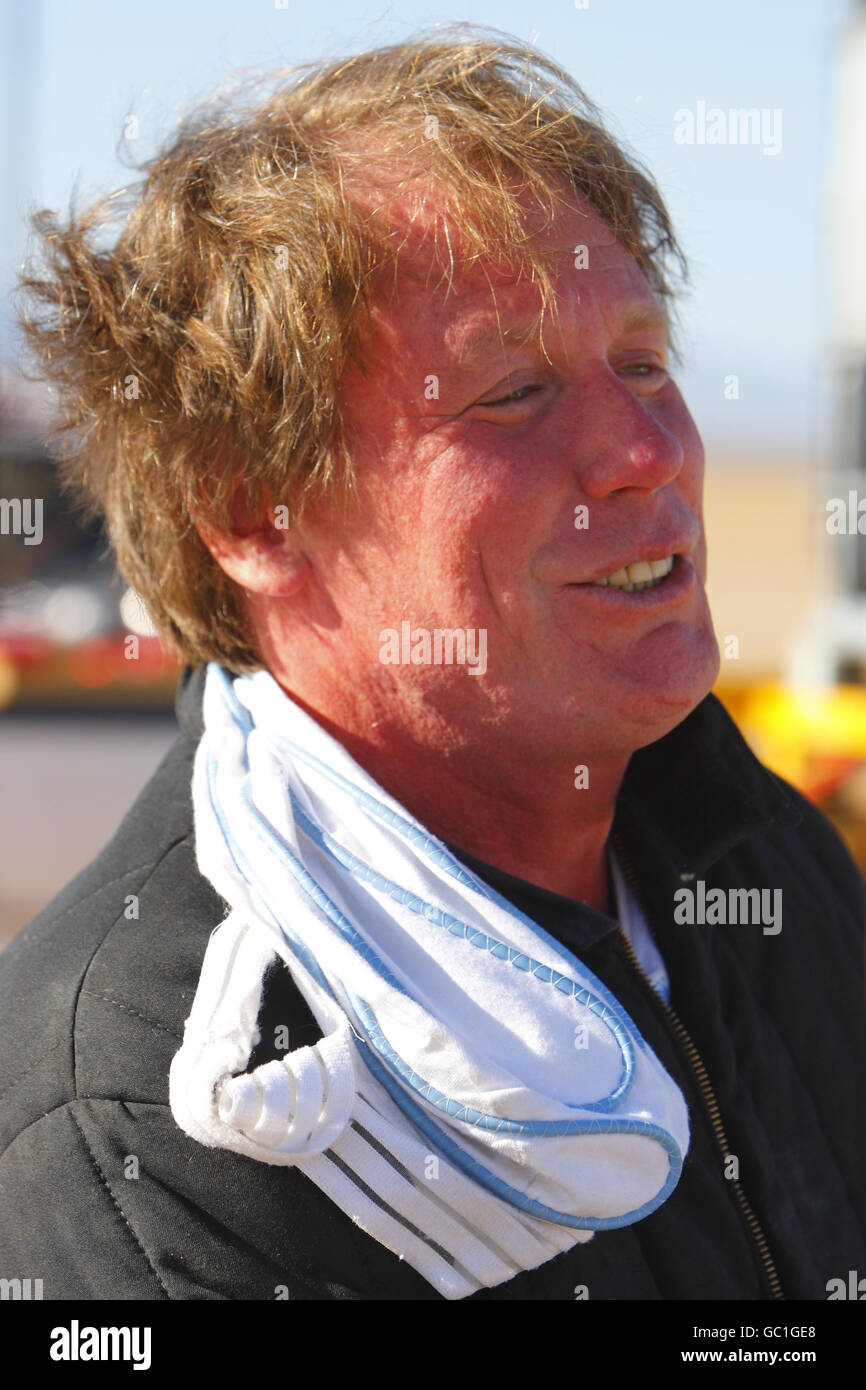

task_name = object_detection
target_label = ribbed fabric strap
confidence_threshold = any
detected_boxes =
[169,662,690,1297]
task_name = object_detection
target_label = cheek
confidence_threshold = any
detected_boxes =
[416,439,536,553]
[441,429,564,538]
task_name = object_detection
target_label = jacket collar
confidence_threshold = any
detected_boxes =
[176,663,802,893]
[612,690,802,881]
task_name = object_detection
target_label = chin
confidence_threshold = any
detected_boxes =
[612,626,721,744]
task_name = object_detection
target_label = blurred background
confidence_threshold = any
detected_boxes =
[2,0,866,945]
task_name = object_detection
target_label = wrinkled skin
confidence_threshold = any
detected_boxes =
[198,190,720,910]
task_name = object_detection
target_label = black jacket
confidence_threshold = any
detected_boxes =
[1,667,864,1300]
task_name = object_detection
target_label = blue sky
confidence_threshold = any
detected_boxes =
[1,0,854,454]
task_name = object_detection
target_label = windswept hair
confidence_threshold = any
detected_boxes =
[20,24,687,670]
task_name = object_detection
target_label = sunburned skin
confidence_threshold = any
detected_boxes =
[195,187,720,912]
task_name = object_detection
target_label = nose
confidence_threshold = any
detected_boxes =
[570,367,686,499]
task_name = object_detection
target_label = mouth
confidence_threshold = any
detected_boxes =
[562,552,696,606]
[588,555,675,593]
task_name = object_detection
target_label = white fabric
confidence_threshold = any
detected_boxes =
[169,662,690,1298]
[610,851,671,1001]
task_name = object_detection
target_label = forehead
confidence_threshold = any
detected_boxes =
[368,189,664,366]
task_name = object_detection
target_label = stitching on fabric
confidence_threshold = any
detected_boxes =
[0,1038,66,1104]
[712,925,825,1263]
[67,1107,171,1299]
[693,828,865,1261]
[200,673,686,1236]
[0,1098,170,1163]
[295,799,636,1108]
[30,855,186,933]
[635,866,813,1292]
[635,913,793,1273]
[0,1098,343,1295]
[72,836,192,1099]
[220,752,646,1130]
[80,993,184,1040]
[714,843,866,1250]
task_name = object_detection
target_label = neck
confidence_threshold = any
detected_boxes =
[277,680,627,915]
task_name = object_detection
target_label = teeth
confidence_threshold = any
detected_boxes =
[591,555,674,590]
[627,560,653,584]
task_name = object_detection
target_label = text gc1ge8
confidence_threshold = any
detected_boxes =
[693,1327,816,1341]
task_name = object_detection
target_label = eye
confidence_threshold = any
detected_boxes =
[620,361,670,384]
[477,384,544,408]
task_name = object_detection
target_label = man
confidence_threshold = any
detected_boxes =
[1,30,864,1301]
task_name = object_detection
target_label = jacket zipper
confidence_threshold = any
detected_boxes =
[610,831,785,1301]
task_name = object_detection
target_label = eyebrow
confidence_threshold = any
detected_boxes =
[451,302,668,367]
[449,319,546,366]
[616,305,670,339]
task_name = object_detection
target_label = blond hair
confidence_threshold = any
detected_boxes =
[20,24,686,670]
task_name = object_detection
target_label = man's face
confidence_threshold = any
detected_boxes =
[286,190,719,769]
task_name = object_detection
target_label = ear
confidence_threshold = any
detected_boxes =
[194,491,312,598]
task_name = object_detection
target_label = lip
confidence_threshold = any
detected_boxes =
[561,553,697,606]
[576,541,696,587]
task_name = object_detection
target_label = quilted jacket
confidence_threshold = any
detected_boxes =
[0,664,864,1300]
